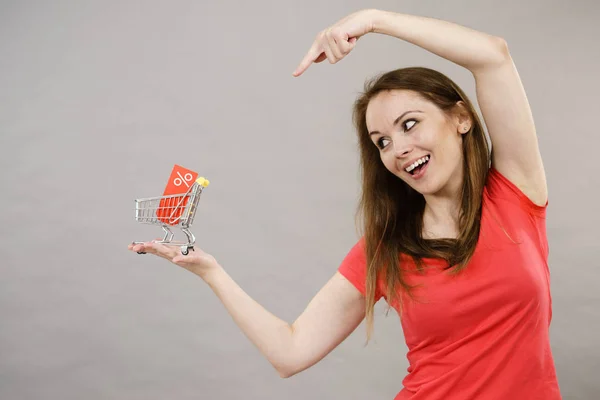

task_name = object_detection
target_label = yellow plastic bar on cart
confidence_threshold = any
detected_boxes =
[196,177,210,188]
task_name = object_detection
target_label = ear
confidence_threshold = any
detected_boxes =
[453,101,472,135]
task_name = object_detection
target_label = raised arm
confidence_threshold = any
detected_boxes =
[293,9,504,77]
[294,9,547,205]
[373,11,547,205]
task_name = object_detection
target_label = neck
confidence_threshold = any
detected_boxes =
[422,164,464,236]
[423,196,461,225]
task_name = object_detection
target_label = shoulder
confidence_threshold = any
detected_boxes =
[337,237,386,301]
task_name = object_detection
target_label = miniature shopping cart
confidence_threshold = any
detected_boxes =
[132,177,210,255]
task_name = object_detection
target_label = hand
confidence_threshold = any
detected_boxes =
[292,9,379,77]
[128,240,220,280]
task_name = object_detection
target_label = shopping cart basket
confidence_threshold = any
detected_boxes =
[132,177,210,255]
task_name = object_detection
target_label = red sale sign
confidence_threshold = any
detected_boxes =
[157,165,199,225]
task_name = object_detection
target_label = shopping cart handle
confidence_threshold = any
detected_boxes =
[196,177,210,188]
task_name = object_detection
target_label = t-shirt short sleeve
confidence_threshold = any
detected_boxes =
[485,167,548,218]
[338,238,384,301]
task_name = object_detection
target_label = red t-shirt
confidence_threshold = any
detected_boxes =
[338,167,561,399]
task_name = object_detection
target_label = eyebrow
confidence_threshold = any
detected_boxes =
[368,110,423,136]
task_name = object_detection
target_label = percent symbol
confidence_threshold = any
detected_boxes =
[173,172,193,187]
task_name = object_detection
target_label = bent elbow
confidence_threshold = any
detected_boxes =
[491,36,511,63]
[277,367,296,379]
[490,36,511,65]
[278,369,291,379]
[276,360,306,379]
[275,365,300,379]
[469,36,512,73]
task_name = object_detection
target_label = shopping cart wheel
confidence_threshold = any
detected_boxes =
[181,246,194,256]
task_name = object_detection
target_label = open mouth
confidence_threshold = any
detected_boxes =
[405,155,430,175]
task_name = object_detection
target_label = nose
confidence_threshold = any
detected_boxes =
[392,136,413,158]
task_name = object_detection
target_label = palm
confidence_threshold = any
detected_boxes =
[128,241,218,276]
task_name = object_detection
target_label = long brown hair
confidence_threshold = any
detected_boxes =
[353,67,490,343]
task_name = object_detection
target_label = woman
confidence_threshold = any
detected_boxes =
[129,9,561,399]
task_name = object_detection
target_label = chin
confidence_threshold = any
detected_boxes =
[402,176,443,196]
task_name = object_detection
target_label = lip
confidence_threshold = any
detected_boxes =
[402,154,431,171]
[409,158,430,180]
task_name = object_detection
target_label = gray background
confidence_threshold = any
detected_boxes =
[1,0,598,399]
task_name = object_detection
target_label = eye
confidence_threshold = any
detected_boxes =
[403,118,417,131]
[375,119,419,149]
[377,138,391,149]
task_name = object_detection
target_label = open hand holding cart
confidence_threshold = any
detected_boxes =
[132,177,210,255]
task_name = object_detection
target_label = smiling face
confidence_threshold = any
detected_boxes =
[366,90,470,197]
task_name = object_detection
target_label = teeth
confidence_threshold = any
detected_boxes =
[405,155,430,172]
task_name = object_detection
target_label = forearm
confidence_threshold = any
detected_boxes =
[370,10,508,72]
[201,265,293,376]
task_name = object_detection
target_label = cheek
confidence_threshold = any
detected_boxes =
[444,136,464,156]
[433,132,459,154]
[434,140,463,172]
[381,153,398,173]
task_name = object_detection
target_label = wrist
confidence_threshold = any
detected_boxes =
[197,263,225,285]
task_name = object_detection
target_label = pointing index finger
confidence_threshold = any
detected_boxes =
[293,46,320,77]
